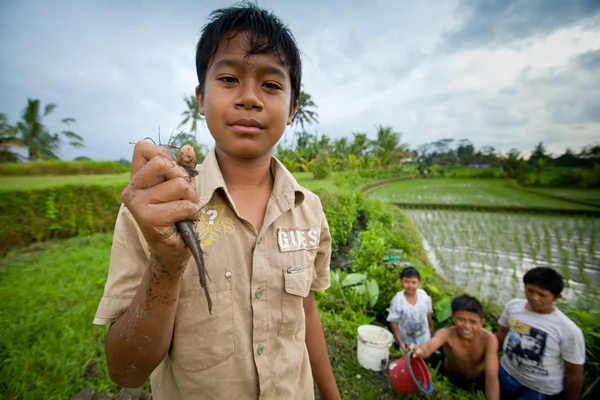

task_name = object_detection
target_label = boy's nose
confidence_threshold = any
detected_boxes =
[235,82,264,111]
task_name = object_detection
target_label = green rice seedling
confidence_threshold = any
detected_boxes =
[560,248,571,285]
[578,253,590,289]
[590,227,596,255]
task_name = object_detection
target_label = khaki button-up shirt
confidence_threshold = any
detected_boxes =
[94,149,332,399]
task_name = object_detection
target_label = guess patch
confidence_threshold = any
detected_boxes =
[277,227,321,252]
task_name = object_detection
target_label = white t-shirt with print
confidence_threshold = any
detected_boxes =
[498,298,586,395]
[386,288,433,346]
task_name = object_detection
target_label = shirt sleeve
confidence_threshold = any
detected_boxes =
[498,299,514,327]
[93,204,150,325]
[386,294,402,322]
[311,209,331,291]
[561,325,586,365]
[425,293,433,313]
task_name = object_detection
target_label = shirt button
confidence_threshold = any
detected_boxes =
[255,289,263,299]
[225,271,232,279]
[258,236,263,244]
[257,344,265,355]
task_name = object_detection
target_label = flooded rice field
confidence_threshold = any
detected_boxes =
[406,210,600,306]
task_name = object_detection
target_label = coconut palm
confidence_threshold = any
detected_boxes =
[291,90,319,131]
[178,95,204,141]
[14,99,84,161]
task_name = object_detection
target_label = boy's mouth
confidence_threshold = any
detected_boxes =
[229,118,265,134]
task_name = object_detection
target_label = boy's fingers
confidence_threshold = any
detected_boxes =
[130,141,176,179]
[128,155,189,191]
[178,144,197,169]
[134,201,202,228]
[141,177,200,207]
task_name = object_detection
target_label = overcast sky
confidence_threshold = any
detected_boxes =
[1,0,599,161]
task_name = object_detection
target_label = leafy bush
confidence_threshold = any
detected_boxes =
[312,150,332,180]
[319,191,362,257]
[0,184,123,254]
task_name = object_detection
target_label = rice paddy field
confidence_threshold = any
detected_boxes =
[368,178,597,210]
[370,178,600,309]
[409,210,599,306]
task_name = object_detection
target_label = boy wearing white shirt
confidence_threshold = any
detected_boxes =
[387,267,434,352]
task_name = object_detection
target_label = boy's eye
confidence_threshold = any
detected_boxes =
[263,82,282,90]
[219,76,237,84]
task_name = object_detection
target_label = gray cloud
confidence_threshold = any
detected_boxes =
[442,0,600,52]
[0,0,599,161]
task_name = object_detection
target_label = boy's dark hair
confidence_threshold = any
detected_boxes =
[451,294,484,318]
[400,267,420,280]
[523,267,564,297]
[195,2,302,108]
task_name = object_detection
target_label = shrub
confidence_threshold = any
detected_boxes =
[0,184,123,254]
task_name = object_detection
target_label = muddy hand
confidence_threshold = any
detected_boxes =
[122,141,201,272]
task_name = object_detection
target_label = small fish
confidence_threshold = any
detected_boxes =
[176,166,213,314]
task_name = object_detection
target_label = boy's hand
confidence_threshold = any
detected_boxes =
[407,344,424,358]
[121,141,202,272]
[400,343,407,353]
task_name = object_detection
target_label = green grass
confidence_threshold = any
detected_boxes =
[0,234,121,400]
[0,173,130,191]
[368,178,596,210]
[525,187,600,205]
[0,172,332,193]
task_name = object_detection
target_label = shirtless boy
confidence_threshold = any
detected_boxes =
[409,294,500,400]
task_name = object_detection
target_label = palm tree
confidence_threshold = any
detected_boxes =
[291,91,319,130]
[178,95,204,141]
[371,125,408,167]
[0,113,22,162]
[15,99,84,161]
[350,132,369,156]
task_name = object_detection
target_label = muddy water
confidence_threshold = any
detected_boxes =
[406,210,600,307]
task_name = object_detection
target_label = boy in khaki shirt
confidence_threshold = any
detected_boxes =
[94,4,340,399]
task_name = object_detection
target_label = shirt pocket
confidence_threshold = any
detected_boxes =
[278,264,316,337]
[170,275,235,371]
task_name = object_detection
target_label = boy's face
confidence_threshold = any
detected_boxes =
[196,31,298,160]
[400,276,420,294]
[452,310,484,339]
[524,283,559,313]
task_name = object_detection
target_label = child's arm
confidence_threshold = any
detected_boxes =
[484,333,500,400]
[389,322,406,352]
[564,361,583,400]
[408,329,449,358]
[427,313,434,336]
[304,292,341,400]
[495,325,509,350]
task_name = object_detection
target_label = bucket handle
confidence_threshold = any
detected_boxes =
[407,350,433,396]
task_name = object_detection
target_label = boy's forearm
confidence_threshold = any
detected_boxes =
[390,322,404,348]
[564,369,583,400]
[304,293,341,400]
[105,257,182,387]
[485,372,500,400]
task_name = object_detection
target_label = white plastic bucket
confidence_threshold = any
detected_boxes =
[357,324,394,371]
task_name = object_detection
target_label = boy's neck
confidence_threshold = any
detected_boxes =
[215,147,273,188]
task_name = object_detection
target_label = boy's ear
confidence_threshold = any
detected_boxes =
[195,85,205,116]
[555,294,562,301]
[287,100,298,125]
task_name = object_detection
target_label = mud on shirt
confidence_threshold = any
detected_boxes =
[386,288,433,346]
[498,299,586,395]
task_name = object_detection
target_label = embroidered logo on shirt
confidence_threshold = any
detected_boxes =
[194,204,235,247]
[277,227,320,252]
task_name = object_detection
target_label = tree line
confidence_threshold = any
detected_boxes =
[1,95,598,181]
